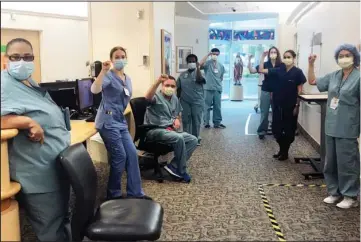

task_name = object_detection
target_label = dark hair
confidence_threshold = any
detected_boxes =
[109,46,127,59]
[5,38,33,55]
[186,54,198,63]
[284,49,297,58]
[268,46,282,66]
[211,48,220,53]
[168,75,176,81]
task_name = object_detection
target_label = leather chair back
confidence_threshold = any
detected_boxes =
[58,143,97,241]
[130,97,149,142]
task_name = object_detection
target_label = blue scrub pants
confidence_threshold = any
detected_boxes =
[146,129,198,174]
[17,184,71,241]
[324,136,360,198]
[257,90,272,135]
[99,126,144,199]
[204,90,222,126]
[180,99,203,139]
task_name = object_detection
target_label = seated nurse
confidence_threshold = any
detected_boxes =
[91,46,151,200]
[1,38,71,241]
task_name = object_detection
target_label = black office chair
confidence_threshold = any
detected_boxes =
[58,143,164,241]
[130,97,175,183]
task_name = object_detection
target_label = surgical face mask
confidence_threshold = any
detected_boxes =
[338,57,354,69]
[163,87,175,96]
[8,60,34,81]
[270,53,277,60]
[114,59,127,70]
[283,58,294,66]
[188,63,196,70]
[211,55,218,61]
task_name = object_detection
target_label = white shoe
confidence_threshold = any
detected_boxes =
[336,197,358,209]
[323,195,341,204]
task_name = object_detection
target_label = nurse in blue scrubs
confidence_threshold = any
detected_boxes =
[1,38,71,241]
[308,44,360,209]
[91,46,150,200]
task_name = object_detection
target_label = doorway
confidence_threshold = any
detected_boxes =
[1,28,42,82]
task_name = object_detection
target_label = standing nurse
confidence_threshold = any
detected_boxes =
[308,44,360,209]
[177,54,206,145]
[91,46,150,200]
[199,48,226,129]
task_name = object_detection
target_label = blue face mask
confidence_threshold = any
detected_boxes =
[8,60,35,81]
[114,59,127,71]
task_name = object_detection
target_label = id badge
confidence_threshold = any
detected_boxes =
[62,107,71,131]
[184,73,189,78]
[213,69,219,74]
[330,97,339,110]
[124,88,130,97]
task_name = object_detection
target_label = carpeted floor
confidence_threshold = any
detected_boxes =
[142,100,360,241]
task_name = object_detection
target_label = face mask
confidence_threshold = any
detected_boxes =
[211,55,218,61]
[283,58,294,66]
[114,59,127,70]
[8,60,34,81]
[270,53,277,60]
[163,87,175,97]
[188,63,196,70]
[338,57,354,69]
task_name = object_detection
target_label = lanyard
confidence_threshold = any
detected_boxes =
[336,69,353,97]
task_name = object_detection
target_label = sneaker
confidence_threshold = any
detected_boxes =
[127,195,153,200]
[258,134,265,140]
[336,197,358,209]
[164,164,182,178]
[204,124,211,129]
[278,154,289,161]
[323,195,342,204]
[214,124,226,129]
[181,172,191,183]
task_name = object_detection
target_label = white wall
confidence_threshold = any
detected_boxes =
[152,2,175,79]
[295,2,360,144]
[174,16,209,78]
[1,11,89,82]
[89,2,153,97]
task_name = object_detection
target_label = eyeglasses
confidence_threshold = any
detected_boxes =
[164,84,176,88]
[7,55,35,62]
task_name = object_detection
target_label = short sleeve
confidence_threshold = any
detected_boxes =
[316,72,334,92]
[201,60,210,71]
[297,69,307,86]
[1,83,25,116]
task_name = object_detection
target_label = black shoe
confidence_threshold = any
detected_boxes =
[127,195,153,200]
[259,134,265,140]
[204,124,211,128]
[214,124,226,129]
[278,154,289,161]
[107,195,124,201]
[273,152,281,158]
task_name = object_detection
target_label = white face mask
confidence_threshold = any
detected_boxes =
[283,58,294,66]
[270,53,277,60]
[211,55,218,61]
[163,87,175,96]
[338,57,354,69]
[187,63,196,70]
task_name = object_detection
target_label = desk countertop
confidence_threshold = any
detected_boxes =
[70,120,96,145]
[299,94,328,101]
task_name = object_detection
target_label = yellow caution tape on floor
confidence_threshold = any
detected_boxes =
[258,185,286,241]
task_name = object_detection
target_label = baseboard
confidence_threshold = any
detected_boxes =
[297,123,320,153]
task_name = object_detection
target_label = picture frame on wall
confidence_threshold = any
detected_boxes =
[176,46,193,73]
[161,29,172,75]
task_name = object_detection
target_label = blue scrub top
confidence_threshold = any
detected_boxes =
[1,71,71,194]
[317,68,360,138]
[261,61,282,92]
[201,60,225,92]
[177,70,205,105]
[95,70,132,130]
[144,91,182,127]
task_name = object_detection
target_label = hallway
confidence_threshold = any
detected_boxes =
[143,101,360,241]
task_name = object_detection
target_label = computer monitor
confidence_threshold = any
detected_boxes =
[40,81,76,91]
[48,88,78,110]
[76,78,94,111]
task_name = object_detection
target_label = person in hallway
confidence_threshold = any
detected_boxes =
[1,38,71,241]
[259,50,306,161]
[308,44,360,209]
[144,75,198,183]
[177,54,206,145]
[248,54,264,113]
[199,48,226,129]
[233,53,243,85]
[257,47,282,139]
[91,46,150,200]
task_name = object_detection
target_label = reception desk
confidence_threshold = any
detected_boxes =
[1,104,135,240]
